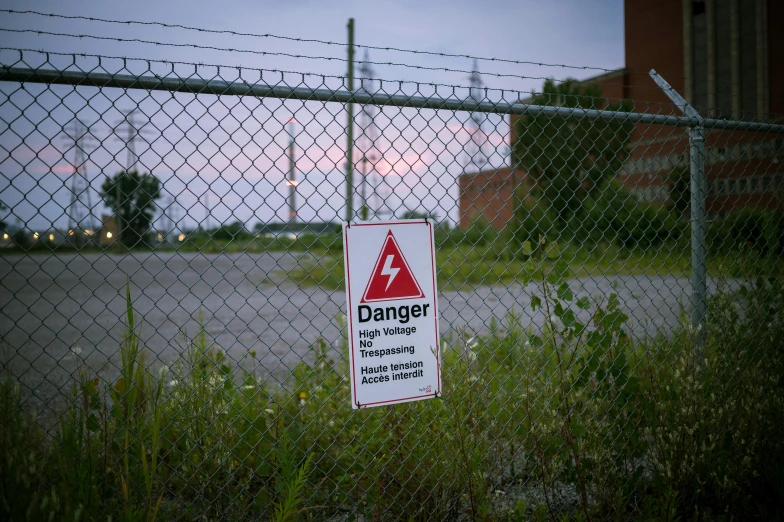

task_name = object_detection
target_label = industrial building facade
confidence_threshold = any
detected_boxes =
[459,0,783,229]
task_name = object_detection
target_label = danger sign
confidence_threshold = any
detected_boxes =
[343,220,441,409]
[362,231,425,303]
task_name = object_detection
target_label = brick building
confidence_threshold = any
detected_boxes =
[459,0,783,229]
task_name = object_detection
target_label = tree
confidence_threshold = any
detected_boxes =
[513,79,634,227]
[401,209,438,221]
[0,200,6,231]
[100,171,161,247]
[211,221,251,241]
[666,166,690,214]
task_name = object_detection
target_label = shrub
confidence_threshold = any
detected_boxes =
[707,208,784,255]
[575,181,686,249]
[509,197,558,256]
[3,268,783,520]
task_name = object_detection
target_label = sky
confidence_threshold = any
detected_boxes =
[0,0,625,232]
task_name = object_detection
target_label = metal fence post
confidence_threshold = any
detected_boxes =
[689,125,707,352]
[649,69,707,354]
[345,18,355,222]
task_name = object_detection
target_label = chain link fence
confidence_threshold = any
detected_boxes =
[1,46,783,521]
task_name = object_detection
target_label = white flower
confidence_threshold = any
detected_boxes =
[264,408,275,415]
[328,420,335,427]
[299,399,306,407]
[468,351,477,362]
[168,379,179,387]
[242,385,255,390]
[70,346,82,356]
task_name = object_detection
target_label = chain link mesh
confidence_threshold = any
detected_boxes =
[1,47,782,521]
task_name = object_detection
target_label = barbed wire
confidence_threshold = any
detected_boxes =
[0,27,644,89]
[1,8,620,74]
[0,38,706,102]
[0,47,694,110]
[1,8,776,95]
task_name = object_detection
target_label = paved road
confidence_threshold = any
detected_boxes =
[0,251,718,404]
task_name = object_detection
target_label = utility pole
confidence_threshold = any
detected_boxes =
[287,118,298,230]
[345,17,355,222]
[358,49,380,221]
[204,191,211,231]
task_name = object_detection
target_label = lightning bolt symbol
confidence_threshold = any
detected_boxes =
[380,254,399,291]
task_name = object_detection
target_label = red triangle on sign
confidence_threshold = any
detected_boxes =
[361,230,425,303]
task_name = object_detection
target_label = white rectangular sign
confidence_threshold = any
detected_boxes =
[342,220,441,409]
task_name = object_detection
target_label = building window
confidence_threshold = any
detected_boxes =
[762,176,770,192]
[749,177,758,193]
[728,179,736,194]
[738,179,747,194]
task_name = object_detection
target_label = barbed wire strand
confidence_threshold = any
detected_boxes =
[0,31,727,101]
[0,26,635,88]
[0,47,704,109]
[0,20,768,95]
[0,8,619,74]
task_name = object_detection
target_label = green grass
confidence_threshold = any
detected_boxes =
[3,264,783,521]
[282,239,781,291]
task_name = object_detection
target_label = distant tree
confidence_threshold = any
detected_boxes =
[401,209,438,221]
[0,200,6,231]
[13,229,30,249]
[513,79,634,227]
[211,220,251,241]
[666,166,690,214]
[100,171,161,247]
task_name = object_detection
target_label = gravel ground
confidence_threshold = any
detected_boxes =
[0,251,729,406]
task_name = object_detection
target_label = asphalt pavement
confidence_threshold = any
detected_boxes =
[0,251,716,406]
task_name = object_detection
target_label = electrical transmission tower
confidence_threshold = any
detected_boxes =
[109,109,155,241]
[464,59,488,173]
[113,109,154,172]
[61,118,97,243]
[357,50,381,220]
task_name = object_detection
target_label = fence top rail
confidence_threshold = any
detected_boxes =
[2,65,783,134]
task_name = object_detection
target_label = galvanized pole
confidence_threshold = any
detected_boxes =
[689,125,707,351]
[345,18,355,222]
[649,70,707,354]
[287,118,297,230]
